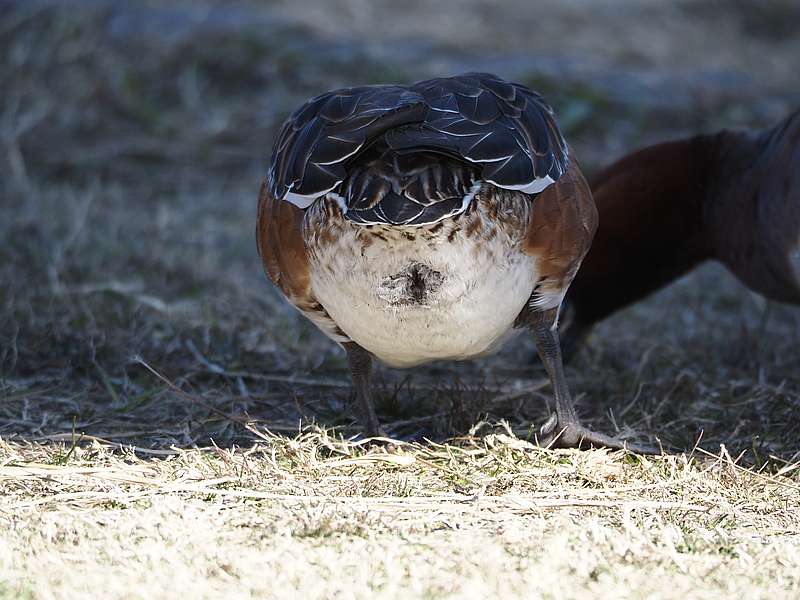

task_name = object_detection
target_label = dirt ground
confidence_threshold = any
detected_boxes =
[1,1,799,598]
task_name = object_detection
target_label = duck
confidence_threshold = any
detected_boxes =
[563,109,800,350]
[256,72,651,451]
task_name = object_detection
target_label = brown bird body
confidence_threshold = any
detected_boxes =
[565,110,800,347]
[257,73,648,450]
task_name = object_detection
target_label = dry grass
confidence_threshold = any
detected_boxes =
[2,430,800,599]
[2,1,800,598]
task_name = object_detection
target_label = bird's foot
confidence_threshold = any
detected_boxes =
[538,413,658,454]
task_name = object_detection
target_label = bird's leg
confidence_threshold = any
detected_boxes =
[530,308,656,453]
[554,299,593,364]
[343,342,384,438]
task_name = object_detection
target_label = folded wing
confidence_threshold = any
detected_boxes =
[267,72,570,223]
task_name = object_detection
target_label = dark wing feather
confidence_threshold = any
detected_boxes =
[268,86,427,206]
[402,73,568,191]
[343,149,478,226]
[267,73,570,222]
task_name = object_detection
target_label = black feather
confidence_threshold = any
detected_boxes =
[268,72,569,223]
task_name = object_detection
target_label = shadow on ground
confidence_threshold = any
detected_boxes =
[1,1,799,466]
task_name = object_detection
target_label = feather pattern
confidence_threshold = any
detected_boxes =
[340,145,482,226]
[267,73,569,224]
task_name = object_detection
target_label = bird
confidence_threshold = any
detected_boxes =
[256,72,649,451]
[563,109,800,352]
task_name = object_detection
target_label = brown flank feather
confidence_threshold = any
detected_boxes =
[256,180,312,305]
[524,160,598,299]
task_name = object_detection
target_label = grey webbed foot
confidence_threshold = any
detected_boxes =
[539,412,658,454]
[529,307,658,455]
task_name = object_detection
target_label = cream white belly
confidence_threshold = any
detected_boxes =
[308,227,538,368]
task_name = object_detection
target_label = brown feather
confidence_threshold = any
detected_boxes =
[523,159,598,295]
[256,180,311,303]
[566,135,718,329]
[566,109,800,337]
[256,180,347,340]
